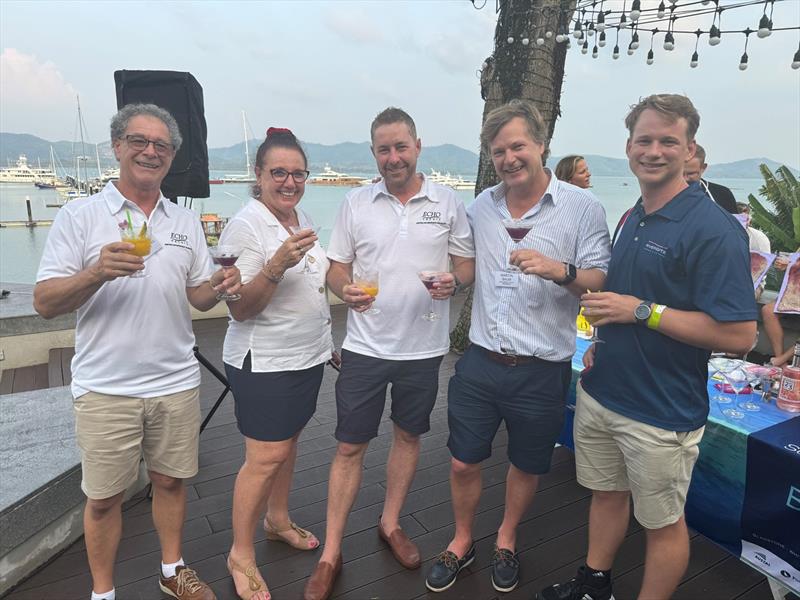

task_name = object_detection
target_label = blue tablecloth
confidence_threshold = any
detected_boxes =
[562,337,800,593]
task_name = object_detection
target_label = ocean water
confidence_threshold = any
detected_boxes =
[0,176,767,284]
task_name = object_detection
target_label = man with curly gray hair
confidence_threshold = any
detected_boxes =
[34,103,240,600]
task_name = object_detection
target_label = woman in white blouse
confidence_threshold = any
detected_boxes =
[220,128,334,600]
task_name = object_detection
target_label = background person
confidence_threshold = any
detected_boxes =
[554,154,592,189]
[34,103,239,600]
[683,143,737,213]
[736,202,771,253]
[304,107,475,600]
[220,128,334,600]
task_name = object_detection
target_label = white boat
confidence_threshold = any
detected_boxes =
[221,111,257,183]
[428,169,475,191]
[0,155,57,184]
[308,165,365,186]
[100,167,120,182]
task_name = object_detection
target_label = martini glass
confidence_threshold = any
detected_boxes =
[354,270,380,315]
[708,356,734,406]
[721,363,748,419]
[120,221,152,278]
[418,271,446,321]
[501,218,533,271]
[208,244,241,301]
[289,225,321,274]
[738,369,762,412]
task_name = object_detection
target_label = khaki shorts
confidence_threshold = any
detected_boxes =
[74,388,201,499]
[574,382,704,529]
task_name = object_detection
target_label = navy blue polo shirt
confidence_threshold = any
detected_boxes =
[581,183,758,431]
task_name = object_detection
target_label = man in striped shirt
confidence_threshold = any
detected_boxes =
[425,99,610,594]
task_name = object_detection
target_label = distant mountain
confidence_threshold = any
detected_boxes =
[547,154,799,180]
[211,139,479,176]
[0,132,116,173]
[2,132,796,179]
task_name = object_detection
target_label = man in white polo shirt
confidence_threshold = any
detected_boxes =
[34,103,239,600]
[303,107,475,600]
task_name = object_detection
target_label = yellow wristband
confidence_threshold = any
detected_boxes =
[647,304,666,330]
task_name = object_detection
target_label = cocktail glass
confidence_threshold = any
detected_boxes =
[418,271,446,322]
[289,225,321,274]
[501,218,533,271]
[208,244,241,301]
[120,222,152,278]
[708,356,734,405]
[722,363,748,419]
[582,291,605,344]
[354,270,380,315]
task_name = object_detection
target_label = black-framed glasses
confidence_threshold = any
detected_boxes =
[270,168,310,183]
[123,135,175,155]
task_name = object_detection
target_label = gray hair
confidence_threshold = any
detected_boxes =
[110,103,183,151]
[480,99,549,161]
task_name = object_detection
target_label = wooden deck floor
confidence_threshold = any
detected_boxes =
[5,303,773,599]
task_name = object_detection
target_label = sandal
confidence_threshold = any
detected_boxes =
[227,555,270,600]
[263,516,320,550]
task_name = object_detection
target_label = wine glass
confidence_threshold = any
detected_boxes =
[289,225,320,274]
[501,218,533,271]
[418,271,446,322]
[208,244,241,301]
[119,221,152,278]
[354,270,380,315]
[581,291,605,344]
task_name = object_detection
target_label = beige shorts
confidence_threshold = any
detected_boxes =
[574,382,704,529]
[73,388,201,499]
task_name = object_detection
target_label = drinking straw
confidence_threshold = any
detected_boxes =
[126,209,134,235]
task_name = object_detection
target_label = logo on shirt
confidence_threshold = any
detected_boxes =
[416,210,446,225]
[643,240,668,258]
[165,231,191,250]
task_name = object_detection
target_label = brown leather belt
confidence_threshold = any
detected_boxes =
[481,346,540,367]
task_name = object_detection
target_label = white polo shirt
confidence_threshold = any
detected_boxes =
[220,199,333,372]
[327,175,474,360]
[36,182,215,399]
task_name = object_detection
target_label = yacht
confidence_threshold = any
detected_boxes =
[0,155,57,184]
[308,165,365,186]
[428,169,475,191]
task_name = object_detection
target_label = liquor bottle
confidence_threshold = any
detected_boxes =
[777,342,800,412]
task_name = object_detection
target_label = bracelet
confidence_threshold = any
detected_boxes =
[261,260,284,284]
[647,304,667,330]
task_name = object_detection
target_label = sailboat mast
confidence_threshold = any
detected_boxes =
[77,95,87,191]
[242,110,251,178]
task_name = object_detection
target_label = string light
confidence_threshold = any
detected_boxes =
[480,0,799,72]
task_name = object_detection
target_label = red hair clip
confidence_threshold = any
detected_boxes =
[266,127,293,137]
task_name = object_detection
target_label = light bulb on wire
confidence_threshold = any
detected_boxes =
[599,32,607,48]
[581,40,589,54]
[657,1,666,19]
[630,0,641,22]
[631,32,640,50]
[690,51,699,68]
[664,32,675,51]
[709,25,721,46]
[793,44,800,69]
[592,45,599,58]
[757,14,772,38]
[647,49,654,65]
[739,52,748,71]
[613,44,620,59]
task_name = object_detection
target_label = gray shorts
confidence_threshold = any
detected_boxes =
[334,349,443,443]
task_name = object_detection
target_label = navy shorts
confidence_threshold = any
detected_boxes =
[225,353,324,442]
[447,345,572,474]
[334,349,444,443]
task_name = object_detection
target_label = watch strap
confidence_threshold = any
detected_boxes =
[647,304,666,330]
[556,262,576,286]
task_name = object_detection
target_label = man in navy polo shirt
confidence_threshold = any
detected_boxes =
[536,94,757,600]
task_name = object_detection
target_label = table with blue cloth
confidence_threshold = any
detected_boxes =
[561,337,800,595]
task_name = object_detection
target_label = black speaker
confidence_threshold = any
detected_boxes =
[114,70,209,199]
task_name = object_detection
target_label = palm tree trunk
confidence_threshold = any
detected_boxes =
[450,0,576,353]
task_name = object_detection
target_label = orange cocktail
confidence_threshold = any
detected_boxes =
[354,271,380,315]
[122,234,151,257]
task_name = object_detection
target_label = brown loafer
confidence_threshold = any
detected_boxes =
[303,555,342,600]
[377,518,421,570]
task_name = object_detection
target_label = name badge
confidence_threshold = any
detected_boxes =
[494,270,519,287]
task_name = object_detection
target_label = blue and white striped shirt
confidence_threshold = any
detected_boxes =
[467,173,611,362]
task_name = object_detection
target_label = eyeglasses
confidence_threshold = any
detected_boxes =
[270,168,310,183]
[123,135,175,155]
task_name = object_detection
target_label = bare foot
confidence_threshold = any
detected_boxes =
[227,552,270,600]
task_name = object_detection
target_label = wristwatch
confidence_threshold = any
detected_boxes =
[634,300,653,326]
[556,262,577,286]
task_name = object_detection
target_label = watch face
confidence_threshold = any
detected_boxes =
[635,303,651,320]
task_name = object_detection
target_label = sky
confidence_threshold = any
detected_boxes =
[1,0,798,167]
